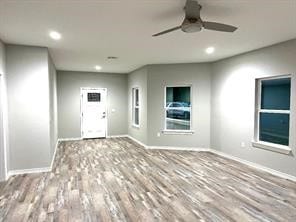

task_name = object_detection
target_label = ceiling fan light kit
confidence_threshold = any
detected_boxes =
[153,0,238,37]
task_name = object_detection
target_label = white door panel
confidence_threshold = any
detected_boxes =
[81,88,107,138]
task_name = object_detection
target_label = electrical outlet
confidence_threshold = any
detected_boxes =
[157,132,161,137]
[241,142,246,148]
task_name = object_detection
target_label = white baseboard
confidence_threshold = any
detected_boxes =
[126,135,296,182]
[5,135,296,183]
[211,150,296,182]
[58,137,82,142]
[147,146,211,152]
[127,135,210,152]
[127,135,148,148]
[50,140,60,170]
[8,167,51,178]
[107,134,129,138]
[59,135,128,140]
[7,139,60,179]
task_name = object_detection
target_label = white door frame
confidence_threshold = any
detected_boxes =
[80,87,108,138]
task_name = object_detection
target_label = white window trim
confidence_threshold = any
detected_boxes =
[253,75,292,154]
[162,130,195,135]
[163,85,193,133]
[132,87,140,128]
[259,109,290,114]
[252,141,291,154]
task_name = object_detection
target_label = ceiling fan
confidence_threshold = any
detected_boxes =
[152,0,237,37]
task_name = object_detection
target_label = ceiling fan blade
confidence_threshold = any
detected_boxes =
[152,26,181,37]
[185,0,201,19]
[203,21,237,32]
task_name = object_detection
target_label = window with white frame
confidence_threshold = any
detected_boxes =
[165,86,191,131]
[132,88,139,127]
[255,76,291,147]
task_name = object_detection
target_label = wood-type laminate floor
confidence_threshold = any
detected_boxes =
[0,137,296,222]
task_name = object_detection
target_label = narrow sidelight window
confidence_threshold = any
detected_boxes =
[132,88,140,127]
[165,86,191,131]
[255,76,291,146]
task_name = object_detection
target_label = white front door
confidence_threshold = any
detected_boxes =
[81,88,107,138]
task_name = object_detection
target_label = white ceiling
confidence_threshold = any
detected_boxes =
[0,0,296,73]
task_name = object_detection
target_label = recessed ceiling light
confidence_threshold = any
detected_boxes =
[95,65,102,71]
[205,47,215,54]
[49,31,61,40]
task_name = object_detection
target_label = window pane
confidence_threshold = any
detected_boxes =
[132,88,135,105]
[135,108,139,125]
[261,78,290,110]
[88,93,100,102]
[135,89,139,106]
[259,113,289,146]
[166,87,191,130]
[132,88,140,126]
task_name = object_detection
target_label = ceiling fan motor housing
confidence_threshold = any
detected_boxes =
[152,0,237,36]
[181,18,202,33]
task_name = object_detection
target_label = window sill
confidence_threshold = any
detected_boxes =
[132,124,140,129]
[252,141,291,155]
[162,130,194,135]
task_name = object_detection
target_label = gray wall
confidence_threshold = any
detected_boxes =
[127,66,148,144]
[211,39,296,176]
[57,71,128,138]
[6,45,52,170]
[147,64,212,148]
[0,39,7,180]
[48,54,58,158]
[2,39,296,178]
